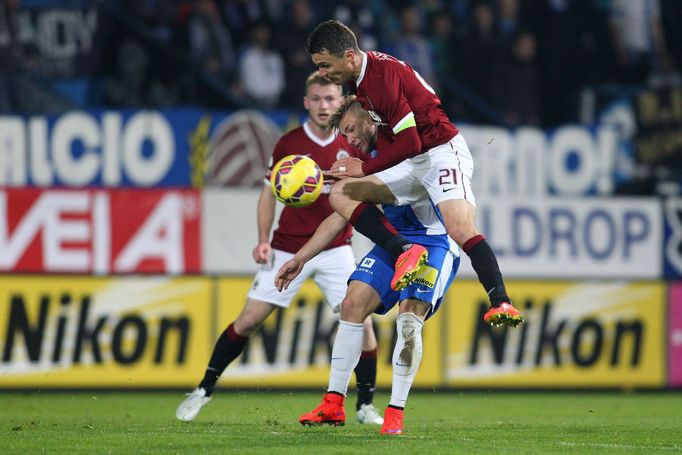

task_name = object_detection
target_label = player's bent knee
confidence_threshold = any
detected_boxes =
[339,296,371,323]
[329,179,349,202]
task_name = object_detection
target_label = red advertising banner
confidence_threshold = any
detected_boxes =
[670,283,682,388]
[0,189,201,274]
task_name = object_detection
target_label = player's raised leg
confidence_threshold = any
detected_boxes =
[176,299,275,421]
[438,199,523,327]
[330,177,428,291]
[299,282,381,426]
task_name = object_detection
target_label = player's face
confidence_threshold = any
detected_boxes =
[311,49,355,85]
[338,110,376,153]
[304,83,344,129]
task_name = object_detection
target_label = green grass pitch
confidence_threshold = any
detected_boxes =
[1,391,681,454]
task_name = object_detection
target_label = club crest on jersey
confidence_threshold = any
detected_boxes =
[336,149,350,160]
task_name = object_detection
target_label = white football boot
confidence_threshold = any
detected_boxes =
[356,403,384,424]
[176,387,212,422]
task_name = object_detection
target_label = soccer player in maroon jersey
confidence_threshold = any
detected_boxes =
[176,72,383,425]
[305,20,523,327]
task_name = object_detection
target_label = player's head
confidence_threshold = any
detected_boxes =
[329,97,376,153]
[307,20,359,85]
[304,71,344,130]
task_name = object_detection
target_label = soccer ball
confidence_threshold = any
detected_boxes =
[270,155,323,208]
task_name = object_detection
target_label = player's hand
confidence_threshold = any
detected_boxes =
[325,157,365,178]
[252,242,272,264]
[275,257,304,291]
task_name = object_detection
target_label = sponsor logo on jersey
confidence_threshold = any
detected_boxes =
[360,258,375,268]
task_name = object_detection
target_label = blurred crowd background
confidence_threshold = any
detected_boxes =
[1,0,681,128]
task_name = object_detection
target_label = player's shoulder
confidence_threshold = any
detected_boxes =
[367,51,405,72]
[368,51,400,64]
[277,125,306,143]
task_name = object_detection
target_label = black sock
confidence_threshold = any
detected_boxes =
[350,203,410,261]
[354,349,377,410]
[198,323,248,396]
[463,235,509,306]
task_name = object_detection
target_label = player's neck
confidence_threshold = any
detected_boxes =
[306,120,332,140]
[353,50,366,81]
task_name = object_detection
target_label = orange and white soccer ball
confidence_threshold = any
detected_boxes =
[270,155,323,208]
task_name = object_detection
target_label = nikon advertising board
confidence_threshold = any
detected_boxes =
[214,278,443,387]
[0,276,213,387]
[446,280,666,387]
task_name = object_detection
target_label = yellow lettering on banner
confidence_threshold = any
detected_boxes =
[445,280,666,387]
[215,277,443,387]
[0,276,212,388]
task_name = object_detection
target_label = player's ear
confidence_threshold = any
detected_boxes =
[344,48,355,62]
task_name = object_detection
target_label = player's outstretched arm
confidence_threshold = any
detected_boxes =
[362,126,421,175]
[275,212,347,290]
[252,183,277,264]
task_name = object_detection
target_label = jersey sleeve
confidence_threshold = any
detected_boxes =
[265,138,288,184]
[380,69,417,135]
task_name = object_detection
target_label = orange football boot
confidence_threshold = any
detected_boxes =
[390,244,428,291]
[299,392,346,426]
[380,407,404,435]
[483,301,525,327]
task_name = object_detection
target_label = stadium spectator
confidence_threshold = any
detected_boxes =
[451,1,502,122]
[385,6,437,89]
[102,38,152,107]
[123,0,177,45]
[273,0,317,108]
[608,0,668,86]
[427,11,458,117]
[306,20,523,327]
[525,0,611,126]
[276,99,460,435]
[331,0,380,51]
[219,0,280,48]
[176,71,384,426]
[489,30,541,126]
[185,0,236,79]
[236,22,285,107]
[496,0,522,44]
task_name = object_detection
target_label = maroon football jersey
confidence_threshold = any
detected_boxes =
[266,122,363,253]
[349,51,458,165]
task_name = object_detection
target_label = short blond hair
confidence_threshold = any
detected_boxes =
[329,96,367,131]
[305,71,340,91]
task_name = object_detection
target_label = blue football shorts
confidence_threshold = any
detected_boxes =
[349,242,459,319]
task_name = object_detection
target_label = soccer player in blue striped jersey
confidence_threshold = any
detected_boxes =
[276,198,459,435]
[275,105,464,434]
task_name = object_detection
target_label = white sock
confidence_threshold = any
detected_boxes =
[328,320,365,396]
[389,313,424,408]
